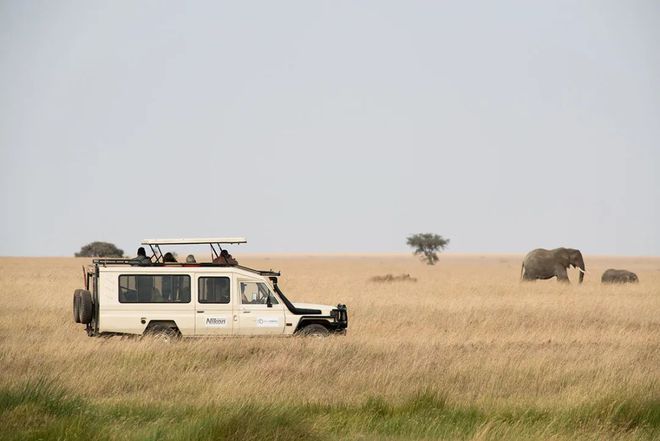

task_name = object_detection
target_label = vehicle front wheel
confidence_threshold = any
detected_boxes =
[299,324,330,337]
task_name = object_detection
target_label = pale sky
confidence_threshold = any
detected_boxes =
[1,1,659,256]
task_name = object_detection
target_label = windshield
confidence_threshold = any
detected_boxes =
[239,281,280,305]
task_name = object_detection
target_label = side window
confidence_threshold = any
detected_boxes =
[119,275,191,303]
[199,277,230,304]
[239,281,279,305]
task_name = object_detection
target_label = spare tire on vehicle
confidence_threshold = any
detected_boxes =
[78,289,94,324]
[72,289,83,323]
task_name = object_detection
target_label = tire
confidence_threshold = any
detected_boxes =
[299,324,330,337]
[78,290,93,324]
[73,289,83,323]
[145,324,181,342]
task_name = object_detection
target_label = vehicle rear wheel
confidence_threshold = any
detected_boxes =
[72,289,83,323]
[299,324,330,337]
[78,290,93,324]
[145,324,181,342]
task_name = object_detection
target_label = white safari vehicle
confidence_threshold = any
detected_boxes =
[72,238,348,338]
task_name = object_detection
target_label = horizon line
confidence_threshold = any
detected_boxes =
[1,252,659,259]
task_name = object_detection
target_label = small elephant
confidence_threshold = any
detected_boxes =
[521,247,585,283]
[601,269,638,284]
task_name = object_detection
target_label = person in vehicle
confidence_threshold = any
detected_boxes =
[185,254,196,263]
[163,252,177,263]
[240,282,250,304]
[131,247,151,265]
[213,249,238,265]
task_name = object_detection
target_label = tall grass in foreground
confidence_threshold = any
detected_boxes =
[0,255,658,440]
[1,379,657,440]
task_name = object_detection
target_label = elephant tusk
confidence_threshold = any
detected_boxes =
[577,268,586,274]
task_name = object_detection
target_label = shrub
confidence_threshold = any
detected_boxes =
[370,274,417,283]
[75,241,124,257]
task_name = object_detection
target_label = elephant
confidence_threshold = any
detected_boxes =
[601,269,638,284]
[521,248,585,283]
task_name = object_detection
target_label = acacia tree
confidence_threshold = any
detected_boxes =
[406,233,449,265]
[75,241,124,257]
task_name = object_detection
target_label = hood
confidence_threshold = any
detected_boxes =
[293,302,334,314]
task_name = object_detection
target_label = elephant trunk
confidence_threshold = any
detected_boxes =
[577,254,585,284]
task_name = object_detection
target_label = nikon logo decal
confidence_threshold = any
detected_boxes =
[205,317,227,327]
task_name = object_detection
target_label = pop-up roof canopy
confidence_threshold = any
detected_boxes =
[141,237,247,245]
[141,237,246,262]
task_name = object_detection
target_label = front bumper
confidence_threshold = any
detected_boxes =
[329,304,348,333]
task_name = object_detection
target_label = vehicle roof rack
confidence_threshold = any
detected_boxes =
[89,259,280,277]
[236,266,281,277]
[89,236,278,276]
[140,237,246,263]
[141,237,246,245]
[92,258,138,265]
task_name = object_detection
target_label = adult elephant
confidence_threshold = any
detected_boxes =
[521,248,585,283]
[601,269,638,284]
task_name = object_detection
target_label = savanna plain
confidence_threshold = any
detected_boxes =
[0,254,658,441]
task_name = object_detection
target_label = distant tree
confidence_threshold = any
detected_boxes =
[406,233,450,265]
[75,241,124,257]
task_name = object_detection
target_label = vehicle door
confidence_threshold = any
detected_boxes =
[195,274,234,335]
[237,279,285,335]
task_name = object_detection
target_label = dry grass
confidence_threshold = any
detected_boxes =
[0,254,658,440]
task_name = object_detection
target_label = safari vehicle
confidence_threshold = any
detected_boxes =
[72,237,348,338]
